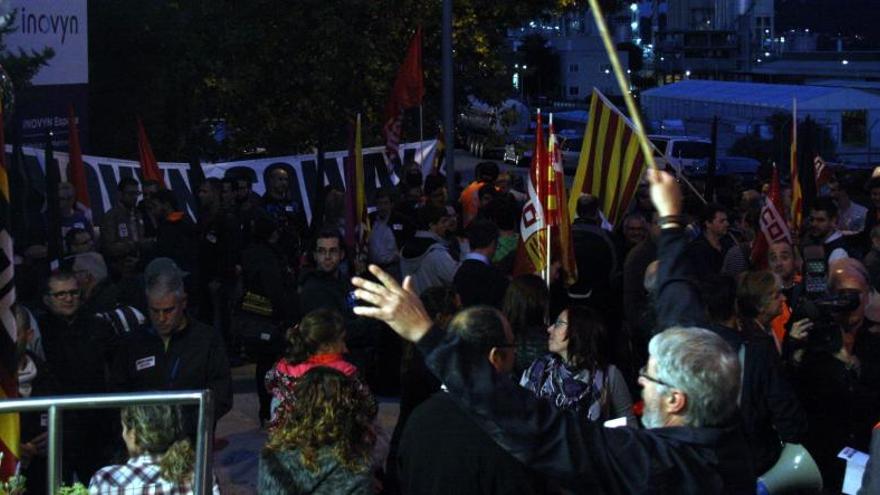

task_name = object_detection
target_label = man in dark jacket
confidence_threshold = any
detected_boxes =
[686,202,732,278]
[398,306,541,494]
[453,219,508,308]
[701,274,807,473]
[111,258,233,428]
[298,229,351,316]
[352,169,756,494]
[34,271,118,483]
[569,194,617,308]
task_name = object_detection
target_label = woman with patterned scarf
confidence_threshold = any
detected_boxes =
[520,305,637,427]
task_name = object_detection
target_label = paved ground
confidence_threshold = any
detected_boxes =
[213,364,400,494]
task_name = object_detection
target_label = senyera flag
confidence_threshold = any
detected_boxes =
[0,100,20,481]
[547,118,577,286]
[568,89,648,226]
[790,98,803,232]
[67,104,92,220]
[513,110,550,279]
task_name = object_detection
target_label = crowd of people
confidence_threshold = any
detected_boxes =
[8,158,880,493]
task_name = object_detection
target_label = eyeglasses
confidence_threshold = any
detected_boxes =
[49,289,80,299]
[639,365,675,388]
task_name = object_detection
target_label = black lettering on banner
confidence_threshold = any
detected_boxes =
[99,164,120,212]
[522,202,538,228]
[167,169,196,218]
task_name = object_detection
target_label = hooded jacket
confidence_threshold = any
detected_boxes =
[399,231,458,295]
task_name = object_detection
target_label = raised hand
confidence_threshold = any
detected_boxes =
[352,264,433,342]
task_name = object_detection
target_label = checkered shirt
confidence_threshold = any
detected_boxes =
[88,454,220,494]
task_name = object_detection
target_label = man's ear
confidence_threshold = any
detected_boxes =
[665,389,688,416]
[488,347,506,373]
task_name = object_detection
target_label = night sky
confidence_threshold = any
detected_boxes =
[776,0,880,47]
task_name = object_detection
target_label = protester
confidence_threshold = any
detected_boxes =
[65,227,96,255]
[460,161,499,226]
[502,274,550,376]
[33,271,118,482]
[352,168,756,493]
[569,194,618,308]
[57,182,96,245]
[238,215,297,424]
[520,305,636,427]
[264,308,376,428]
[686,202,732,277]
[111,258,233,428]
[298,229,352,316]
[787,257,880,489]
[399,204,458,295]
[830,175,867,234]
[89,404,221,494]
[453,219,508,308]
[701,274,807,474]
[100,177,145,254]
[368,189,401,280]
[259,367,377,494]
[397,306,543,494]
[805,196,851,264]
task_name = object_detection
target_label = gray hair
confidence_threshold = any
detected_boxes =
[145,270,185,301]
[72,252,108,285]
[648,326,740,428]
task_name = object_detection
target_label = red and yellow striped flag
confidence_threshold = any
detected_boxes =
[0,102,20,480]
[547,119,577,286]
[790,98,803,232]
[568,89,648,226]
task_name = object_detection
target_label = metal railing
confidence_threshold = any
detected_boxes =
[0,390,214,494]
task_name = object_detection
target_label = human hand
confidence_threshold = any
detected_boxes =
[789,318,813,341]
[352,265,433,342]
[646,169,682,218]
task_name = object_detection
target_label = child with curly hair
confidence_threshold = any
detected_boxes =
[259,367,377,494]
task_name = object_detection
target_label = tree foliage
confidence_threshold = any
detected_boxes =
[0,10,54,93]
[89,0,569,159]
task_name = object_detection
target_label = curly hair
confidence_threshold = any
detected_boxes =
[286,308,346,363]
[264,367,375,474]
[121,405,195,484]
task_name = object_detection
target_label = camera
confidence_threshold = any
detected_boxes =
[791,246,860,353]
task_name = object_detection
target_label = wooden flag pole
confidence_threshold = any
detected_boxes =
[545,113,554,290]
[586,0,657,171]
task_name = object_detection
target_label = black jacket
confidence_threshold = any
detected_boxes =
[453,258,509,309]
[298,269,350,317]
[111,318,233,423]
[708,323,808,473]
[416,327,754,494]
[413,227,757,493]
[398,392,540,495]
[36,309,117,395]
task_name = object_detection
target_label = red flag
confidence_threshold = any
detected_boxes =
[751,164,791,268]
[67,105,92,220]
[790,99,803,232]
[548,119,577,286]
[136,117,165,187]
[513,111,550,279]
[383,28,424,165]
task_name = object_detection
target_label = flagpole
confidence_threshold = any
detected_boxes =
[585,0,657,172]
[545,113,554,290]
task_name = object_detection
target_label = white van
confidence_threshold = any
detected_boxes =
[648,135,713,176]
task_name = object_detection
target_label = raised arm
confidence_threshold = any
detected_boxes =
[647,170,706,329]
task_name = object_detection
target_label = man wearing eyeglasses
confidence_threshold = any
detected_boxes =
[34,271,118,483]
[352,169,756,494]
[299,229,351,316]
